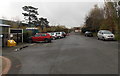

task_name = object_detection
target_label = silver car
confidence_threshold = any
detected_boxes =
[97,30,115,40]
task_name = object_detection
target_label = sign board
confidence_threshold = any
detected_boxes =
[9,28,23,43]
[10,29,22,33]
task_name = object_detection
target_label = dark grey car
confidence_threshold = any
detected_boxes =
[85,31,93,37]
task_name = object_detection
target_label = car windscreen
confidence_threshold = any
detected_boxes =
[41,34,47,36]
[103,31,112,34]
[86,31,91,33]
[35,34,41,37]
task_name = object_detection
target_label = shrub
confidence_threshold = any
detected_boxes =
[23,30,33,42]
[115,33,120,41]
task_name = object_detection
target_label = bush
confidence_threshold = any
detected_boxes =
[93,32,97,37]
[115,33,120,41]
[23,31,33,42]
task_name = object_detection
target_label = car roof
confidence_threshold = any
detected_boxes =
[99,30,111,32]
[85,31,92,33]
[36,33,48,34]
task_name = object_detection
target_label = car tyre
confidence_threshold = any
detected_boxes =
[97,37,100,40]
[58,36,61,39]
[49,40,52,43]
[53,37,56,40]
[45,39,49,43]
[102,37,106,41]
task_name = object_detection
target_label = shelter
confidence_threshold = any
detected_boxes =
[0,24,10,47]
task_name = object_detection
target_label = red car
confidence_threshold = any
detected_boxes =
[29,33,52,43]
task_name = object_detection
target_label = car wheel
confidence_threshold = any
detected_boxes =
[97,37,100,40]
[58,36,61,39]
[49,40,52,43]
[102,37,105,41]
[53,37,55,40]
[45,39,49,43]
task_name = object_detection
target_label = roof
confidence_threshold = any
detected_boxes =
[0,24,10,27]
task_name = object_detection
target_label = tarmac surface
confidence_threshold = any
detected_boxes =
[2,32,118,74]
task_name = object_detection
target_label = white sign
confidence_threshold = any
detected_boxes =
[10,34,13,37]
[0,35,3,38]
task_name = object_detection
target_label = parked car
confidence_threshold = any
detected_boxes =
[56,32,65,39]
[47,32,53,39]
[48,32,57,40]
[97,30,115,40]
[28,33,52,43]
[62,32,67,38]
[84,31,93,37]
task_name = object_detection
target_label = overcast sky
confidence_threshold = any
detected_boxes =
[0,0,105,28]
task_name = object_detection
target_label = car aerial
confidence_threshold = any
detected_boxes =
[84,31,93,37]
[29,33,52,43]
[97,30,115,40]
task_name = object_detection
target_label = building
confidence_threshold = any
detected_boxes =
[0,24,10,47]
[73,27,81,33]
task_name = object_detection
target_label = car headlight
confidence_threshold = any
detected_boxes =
[108,35,114,37]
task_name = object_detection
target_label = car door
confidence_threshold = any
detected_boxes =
[41,34,47,41]
[99,32,103,39]
[97,31,101,38]
[32,34,41,41]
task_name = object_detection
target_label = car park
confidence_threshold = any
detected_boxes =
[29,33,52,43]
[84,31,93,37]
[97,30,115,41]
